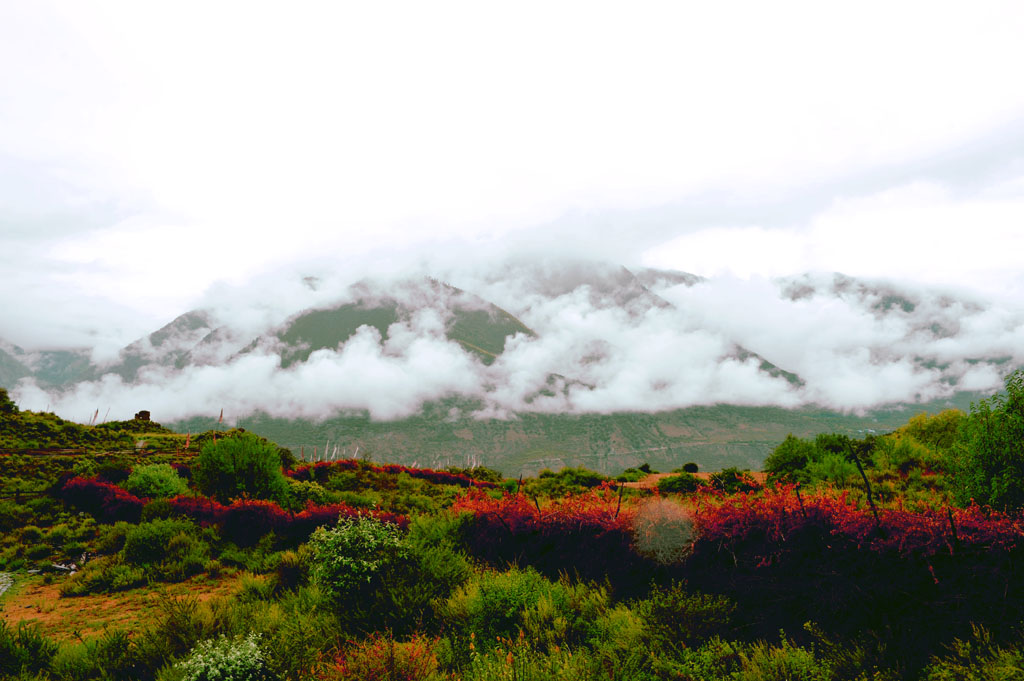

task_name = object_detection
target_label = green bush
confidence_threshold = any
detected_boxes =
[124,463,190,499]
[194,433,289,503]
[765,435,819,481]
[176,632,277,681]
[657,472,701,494]
[953,370,1024,511]
[0,619,57,677]
[442,567,562,644]
[640,581,736,648]
[309,515,408,602]
[123,518,199,565]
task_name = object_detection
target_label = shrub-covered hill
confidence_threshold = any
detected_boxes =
[3,376,1024,680]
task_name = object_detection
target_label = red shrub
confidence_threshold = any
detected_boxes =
[59,476,147,523]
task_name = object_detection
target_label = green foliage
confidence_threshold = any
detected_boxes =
[176,632,277,681]
[309,515,409,602]
[308,514,465,633]
[0,387,18,415]
[901,409,964,451]
[125,463,190,499]
[735,638,832,681]
[640,581,736,648]
[194,433,289,503]
[327,633,443,681]
[953,370,1024,510]
[765,434,820,481]
[682,462,699,473]
[0,619,57,677]
[656,472,701,494]
[806,453,857,485]
[922,626,1024,681]
[442,567,564,645]
[60,556,148,595]
[123,518,200,565]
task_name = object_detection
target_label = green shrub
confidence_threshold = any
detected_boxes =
[765,435,819,482]
[736,638,832,681]
[96,521,133,554]
[640,581,736,648]
[124,463,190,499]
[442,567,561,644]
[0,619,58,677]
[123,518,199,565]
[922,626,1024,681]
[657,472,701,494]
[141,498,176,522]
[309,515,409,603]
[60,557,147,596]
[176,632,277,681]
[194,433,289,503]
[682,462,699,473]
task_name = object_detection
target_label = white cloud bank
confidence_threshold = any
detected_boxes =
[11,264,1023,424]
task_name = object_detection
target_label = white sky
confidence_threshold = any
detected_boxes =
[3,0,1024,351]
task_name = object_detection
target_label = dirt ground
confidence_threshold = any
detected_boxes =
[0,572,242,641]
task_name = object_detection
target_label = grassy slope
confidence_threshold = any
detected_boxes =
[170,393,979,476]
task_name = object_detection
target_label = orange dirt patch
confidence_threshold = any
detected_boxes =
[0,573,243,641]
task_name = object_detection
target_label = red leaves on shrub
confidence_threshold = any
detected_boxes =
[692,484,1024,561]
[59,476,407,544]
[450,485,642,584]
[286,459,496,488]
[58,476,147,523]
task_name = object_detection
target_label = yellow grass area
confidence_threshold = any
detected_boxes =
[0,571,244,641]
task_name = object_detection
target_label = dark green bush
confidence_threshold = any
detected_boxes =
[640,581,737,648]
[0,619,57,677]
[194,433,289,503]
[123,518,198,565]
[657,472,701,494]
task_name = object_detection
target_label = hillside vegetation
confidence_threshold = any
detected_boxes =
[1,374,1024,680]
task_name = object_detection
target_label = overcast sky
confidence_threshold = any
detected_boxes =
[3,0,1024,354]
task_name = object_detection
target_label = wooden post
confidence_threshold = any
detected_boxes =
[852,454,882,535]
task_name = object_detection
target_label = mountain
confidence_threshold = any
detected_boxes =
[4,260,1018,474]
[271,278,534,367]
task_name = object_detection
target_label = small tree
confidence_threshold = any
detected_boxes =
[953,370,1024,511]
[0,388,18,416]
[193,433,289,503]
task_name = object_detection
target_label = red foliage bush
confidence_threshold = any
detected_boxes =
[451,485,646,586]
[58,476,147,523]
[59,476,407,544]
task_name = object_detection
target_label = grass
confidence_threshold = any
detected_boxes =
[0,571,245,641]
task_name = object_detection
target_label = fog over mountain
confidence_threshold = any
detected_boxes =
[5,257,1020,425]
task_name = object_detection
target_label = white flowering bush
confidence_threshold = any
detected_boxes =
[176,632,276,681]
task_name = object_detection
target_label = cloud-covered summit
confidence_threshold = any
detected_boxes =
[5,259,1021,425]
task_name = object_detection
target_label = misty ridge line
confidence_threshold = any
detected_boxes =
[4,259,1023,425]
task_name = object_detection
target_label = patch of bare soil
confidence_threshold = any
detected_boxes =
[0,573,242,641]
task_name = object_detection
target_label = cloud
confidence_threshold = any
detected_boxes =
[12,263,1023,423]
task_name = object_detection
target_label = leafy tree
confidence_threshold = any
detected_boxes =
[953,370,1024,510]
[193,433,289,503]
[0,388,18,416]
[901,409,964,451]
[765,435,819,481]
